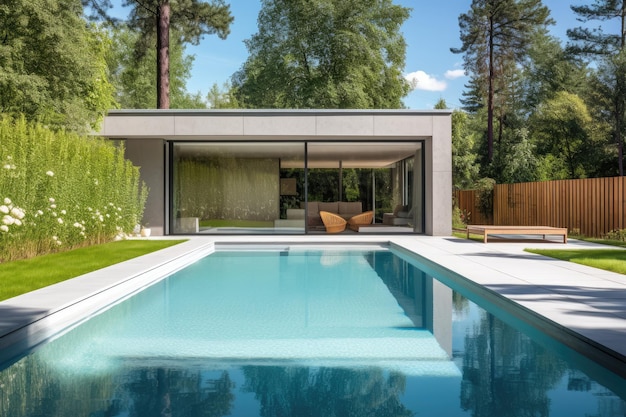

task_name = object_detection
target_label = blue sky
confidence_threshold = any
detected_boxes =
[112,1,619,109]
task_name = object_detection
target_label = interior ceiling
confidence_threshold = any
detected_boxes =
[175,142,421,168]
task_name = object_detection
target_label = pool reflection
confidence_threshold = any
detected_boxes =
[0,249,624,417]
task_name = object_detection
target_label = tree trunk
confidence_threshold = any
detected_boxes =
[156,2,170,109]
[487,14,495,162]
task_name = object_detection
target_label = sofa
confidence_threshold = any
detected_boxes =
[305,201,363,228]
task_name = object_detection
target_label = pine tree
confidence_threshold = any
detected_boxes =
[567,0,626,175]
[84,0,233,109]
[451,0,552,162]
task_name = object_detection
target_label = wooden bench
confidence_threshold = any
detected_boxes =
[466,225,568,243]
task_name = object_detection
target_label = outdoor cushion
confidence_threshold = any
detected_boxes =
[339,201,362,215]
[318,202,339,213]
[305,201,319,213]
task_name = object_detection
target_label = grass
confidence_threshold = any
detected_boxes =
[199,219,274,228]
[525,248,626,275]
[0,239,186,302]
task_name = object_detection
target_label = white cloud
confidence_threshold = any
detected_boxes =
[404,71,447,92]
[444,69,466,80]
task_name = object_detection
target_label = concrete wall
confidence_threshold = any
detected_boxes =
[101,110,452,236]
[124,139,165,236]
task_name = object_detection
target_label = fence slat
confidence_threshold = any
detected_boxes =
[455,177,626,238]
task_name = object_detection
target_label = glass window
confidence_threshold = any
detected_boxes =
[170,141,423,234]
[171,142,305,234]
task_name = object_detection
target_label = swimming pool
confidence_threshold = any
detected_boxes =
[0,246,624,416]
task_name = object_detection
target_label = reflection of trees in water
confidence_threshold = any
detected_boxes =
[0,357,235,417]
[125,368,234,417]
[460,313,567,417]
[241,365,412,417]
[0,355,118,417]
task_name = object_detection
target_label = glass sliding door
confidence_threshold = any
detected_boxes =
[171,142,305,234]
[306,142,424,233]
[169,140,423,234]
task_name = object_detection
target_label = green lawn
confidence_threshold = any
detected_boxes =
[0,239,186,302]
[199,219,274,228]
[525,248,626,275]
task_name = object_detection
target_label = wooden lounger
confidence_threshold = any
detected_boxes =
[466,225,568,243]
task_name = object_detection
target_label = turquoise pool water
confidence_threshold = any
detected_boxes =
[0,247,624,416]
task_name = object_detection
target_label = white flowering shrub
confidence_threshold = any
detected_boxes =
[0,116,148,261]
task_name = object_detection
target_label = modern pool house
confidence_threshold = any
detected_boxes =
[99,109,452,236]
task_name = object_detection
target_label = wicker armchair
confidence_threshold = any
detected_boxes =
[320,211,347,233]
[347,210,374,231]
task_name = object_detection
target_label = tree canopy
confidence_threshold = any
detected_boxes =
[232,0,411,109]
[84,0,233,108]
[0,0,116,132]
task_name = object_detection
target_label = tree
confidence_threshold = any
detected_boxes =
[567,0,626,175]
[452,0,552,161]
[206,82,240,108]
[530,91,594,178]
[84,0,233,109]
[232,0,411,109]
[108,25,206,109]
[435,99,479,189]
[0,0,116,132]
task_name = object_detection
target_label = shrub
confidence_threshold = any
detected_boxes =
[604,229,626,242]
[0,116,147,261]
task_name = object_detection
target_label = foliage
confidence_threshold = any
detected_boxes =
[206,82,240,109]
[452,0,553,161]
[108,25,206,109]
[232,0,411,109]
[604,228,626,242]
[474,177,495,219]
[436,99,480,189]
[0,116,148,261]
[530,91,594,178]
[452,206,471,229]
[567,0,626,175]
[0,240,184,301]
[0,0,116,132]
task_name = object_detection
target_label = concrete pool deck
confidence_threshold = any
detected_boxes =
[1,235,625,373]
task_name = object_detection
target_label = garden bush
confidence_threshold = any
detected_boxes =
[0,116,147,261]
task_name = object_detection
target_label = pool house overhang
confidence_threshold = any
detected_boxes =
[99,109,452,236]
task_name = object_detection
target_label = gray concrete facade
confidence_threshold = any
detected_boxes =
[100,109,452,236]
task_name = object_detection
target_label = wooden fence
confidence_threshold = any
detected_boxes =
[454,176,626,238]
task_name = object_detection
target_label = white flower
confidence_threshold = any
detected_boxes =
[4,198,11,205]
[56,240,62,245]
[93,179,99,186]
[52,235,58,241]
[73,222,81,228]
[0,205,8,214]
[10,207,24,219]
[57,218,64,224]
[2,215,14,225]
[13,219,22,226]
[98,215,104,222]
[3,164,11,170]
[6,155,11,160]
[0,225,8,232]
[49,197,55,203]
[60,209,66,215]
[46,171,54,177]
[50,204,57,209]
